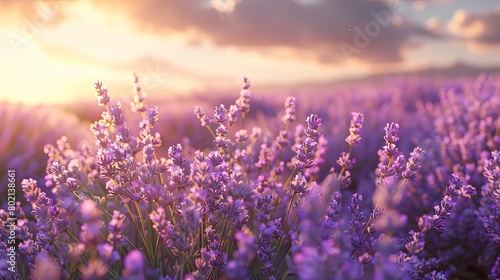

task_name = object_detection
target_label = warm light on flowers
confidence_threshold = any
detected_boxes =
[0,74,498,279]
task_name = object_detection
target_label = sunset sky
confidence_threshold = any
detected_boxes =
[0,0,499,104]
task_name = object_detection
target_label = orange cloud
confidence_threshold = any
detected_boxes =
[448,9,500,48]
[88,0,437,64]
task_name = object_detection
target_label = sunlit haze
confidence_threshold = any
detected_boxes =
[0,0,499,104]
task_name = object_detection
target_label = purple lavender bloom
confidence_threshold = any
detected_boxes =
[254,192,284,278]
[484,151,500,202]
[345,112,364,147]
[80,200,102,246]
[90,120,111,148]
[382,122,400,158]
[282,96,297,126]
[139,105,159,130]
[21,178,40,205]
[207,150,224,167]
[228,104,239,127]
[235,129,249,143]
[306,114,322,131]
[214,124,229,149]
[402,147,426,181]
[213,104,228,124]
[276,130,291,149]
[194,106,211,127]
[404,230,425,255]
[337,151,356,171]
[96,148,116,178]
[236,77,251,114]
[290,174,308,195]
[255,194,273,222]
[225,229,256,279]
[490,256,500,280]
[109,101,125,126]
[321,191,342,239]
[348,193,369,251]
[195,214,228,275]
[93,80,110,106]
[122,250,145,279]
[20,179,63,252]
[257,219,283,277]
[196,248,216,276]
[168,143,187,167]
[97,242,120,264]
[168,165,190,191]
[150,207,170,240]
[130,73,148,113]
[292,114,322,174]
[418,174,475,233]
[107,210,126,245]
[220,196,248,231]
[384,122,400,144]
[255,143,274,170]
[480,150,500,255]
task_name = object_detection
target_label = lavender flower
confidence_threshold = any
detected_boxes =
[383,122,400,158]
[0,101,93,213]
[122,250,145,279]
[139,106,159,130]
[194,106,211,127]
[93,80,110,106]
[418,174,475,233]
[345,112,364,147]
[236,77,251,115]
[348,193,369,251]
[257,219,283,277]
[213,104,228,124]
[282,96,297,126]
[293,114,322,173]
[254,194,283,278]
[214,124,229,149]
[321,191,342,239]
[107,210,126,245]
[11,73,499,279]
[225,229,256,279]
[290,174,308,195]
[402,147,426,181]
[130,73,148,113]
[228,104,239,128]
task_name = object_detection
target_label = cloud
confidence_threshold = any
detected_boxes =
[0,0,65,26]
[426,17,442,34]
[448,9,500,47]
[91,0,436,64]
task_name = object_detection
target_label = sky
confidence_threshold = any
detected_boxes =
[0,0,499,104]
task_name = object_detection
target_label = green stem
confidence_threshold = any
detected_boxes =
[120,195,153,269]
[205,267,215,280]
[338,146,354,177]
[134,201,156,270]
[275,170,297,212]
[207,126,216,139]
[387,155,394,169]
[281,192,297,232]
[273,191,297,272]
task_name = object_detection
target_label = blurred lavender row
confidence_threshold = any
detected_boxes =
[0,73,499,279]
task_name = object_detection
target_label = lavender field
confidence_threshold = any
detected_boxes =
[0,72,499,280]
[2,1,500,279]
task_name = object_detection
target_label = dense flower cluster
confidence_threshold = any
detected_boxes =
[0,102,92,214]
[0,74,499,279]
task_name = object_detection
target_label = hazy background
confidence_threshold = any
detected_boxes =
[0,0,499,105]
